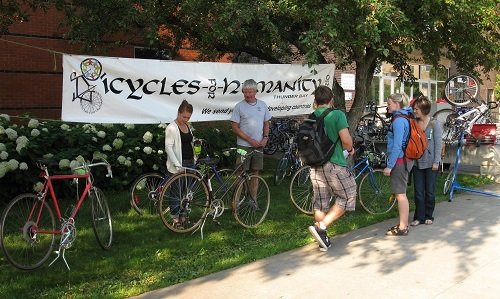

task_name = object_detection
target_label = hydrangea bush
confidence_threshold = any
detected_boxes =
[0,114,235,203]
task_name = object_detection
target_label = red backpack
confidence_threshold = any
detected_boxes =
[392,114,428,160]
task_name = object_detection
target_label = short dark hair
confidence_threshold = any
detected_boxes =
[313,86,333,105]
[412,95,431,115]
[178,99,193,114]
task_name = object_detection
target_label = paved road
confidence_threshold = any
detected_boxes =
[131,184,500,299]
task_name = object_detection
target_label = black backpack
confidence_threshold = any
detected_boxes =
[297,108,339,166]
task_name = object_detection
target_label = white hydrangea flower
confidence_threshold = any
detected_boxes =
[124,160,132,167]
[157,150,164,155]
[128,149,134,153]
[33,182,44,192]
[92,137,98,142]
[28,119,40,128]
[116,131,125,137]
[75,155,85,164]
[124,124,135,129]
[97,130,106,138]
[158,123,167,129]
[102,144,112,151]
[5,128,18,140]
[42,128,48,132]
[152,164,159,170]
[117,155,126,164]
[136,159,144,166]
[0,151,7,160]
[16,143,27,154]
[0,126,4,134]
[0,114,10,122]
[19,162,28,170]
[70,160,81,170]
[31,129,40,137]
[16,135,29,145]
[112,138,123,149]
[215,128,221,133]
[0,143,5,151]
[143,131,153,143]
[60,124,70,131]
[143,146,153,154]
[59,159,70,169]
[7,159,19,171]
[135,147,140,151]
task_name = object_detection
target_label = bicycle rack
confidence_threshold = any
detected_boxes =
[448,131,500,201]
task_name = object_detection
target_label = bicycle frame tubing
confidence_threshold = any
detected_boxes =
[351,157,372,180]
[448,131,500,201]
[33,172,93,235]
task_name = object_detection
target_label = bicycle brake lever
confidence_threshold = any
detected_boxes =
[106,165,113,178]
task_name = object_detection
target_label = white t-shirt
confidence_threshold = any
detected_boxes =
[230,99,272,147]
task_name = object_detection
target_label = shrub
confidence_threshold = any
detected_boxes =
[0,115,235,203]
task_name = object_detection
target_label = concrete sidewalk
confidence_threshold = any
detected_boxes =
[131,184,500,299]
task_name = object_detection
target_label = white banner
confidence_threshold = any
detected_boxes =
[62,55,335,123]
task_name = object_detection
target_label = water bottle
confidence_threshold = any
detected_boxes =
[236,148,247,156]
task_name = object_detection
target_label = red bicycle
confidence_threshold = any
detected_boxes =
[0,158,113,270]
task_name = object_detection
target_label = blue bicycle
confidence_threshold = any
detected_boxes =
[289,150,394,215]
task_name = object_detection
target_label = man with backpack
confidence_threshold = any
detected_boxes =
[384,93,415,236]
[306,86,357,252]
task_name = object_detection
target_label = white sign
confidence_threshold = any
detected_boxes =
[62,55,335,123]
[341,73,355,90]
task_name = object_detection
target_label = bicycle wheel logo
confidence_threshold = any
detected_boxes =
[80,58,102,81]
[70,58,104,114]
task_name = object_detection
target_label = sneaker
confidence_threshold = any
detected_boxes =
[308,225,331,251]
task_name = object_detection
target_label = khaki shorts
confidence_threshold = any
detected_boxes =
[236,145,264,171]
[310,162,357,212]
[390,160,414,194]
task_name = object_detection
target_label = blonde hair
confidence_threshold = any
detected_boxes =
[387,93,409,108]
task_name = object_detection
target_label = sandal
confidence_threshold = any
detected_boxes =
[425,219,433,225]
[410,220,422,226]
[386,225,409,236]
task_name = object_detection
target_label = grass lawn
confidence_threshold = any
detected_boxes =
[0,157,494,298]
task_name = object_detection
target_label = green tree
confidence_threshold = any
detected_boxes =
[3,1,499,128]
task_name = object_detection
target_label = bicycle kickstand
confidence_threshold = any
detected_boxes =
[48,246,71,270]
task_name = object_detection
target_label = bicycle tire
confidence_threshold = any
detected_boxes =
[432,108,455,127]
[129,172,165,215]
[441,113,461,144]
[443,166,456,195]
[90,187,113,250]
[356,113,388,143]
[158,172,209,233]
[443,74,479,106]
[0,193,56,270]
[210,168,236,208]
[274,156,289,185]
[263,133,278,155]
[358,169,396,215]
[289,165,314,215]
[232,175,270,228]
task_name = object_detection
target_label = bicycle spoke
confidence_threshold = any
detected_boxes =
[0,194,56,270]
[233,175,270,227]
[159,173,209,233]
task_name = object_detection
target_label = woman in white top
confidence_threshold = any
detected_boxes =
[165,99,196,174]
[164,100,197,226]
